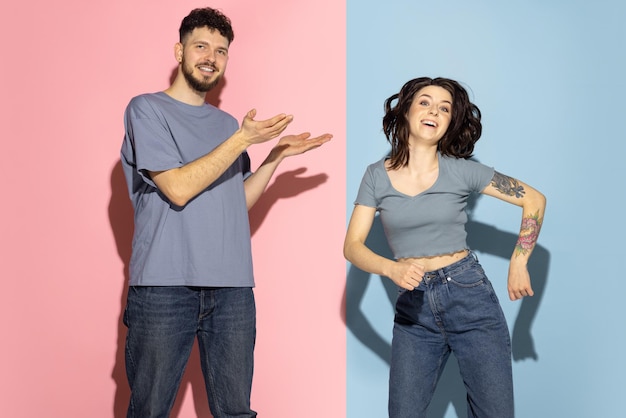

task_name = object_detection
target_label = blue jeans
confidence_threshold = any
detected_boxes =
[389,252,514,418]
[123,286,257,418]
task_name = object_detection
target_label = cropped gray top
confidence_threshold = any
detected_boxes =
[355,154,494,259]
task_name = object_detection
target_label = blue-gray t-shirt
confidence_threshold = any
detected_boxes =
[121,92,254,287]
[355,154,494,259]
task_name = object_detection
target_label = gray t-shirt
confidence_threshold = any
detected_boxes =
[355,154,494,259]
[121,92,254,287]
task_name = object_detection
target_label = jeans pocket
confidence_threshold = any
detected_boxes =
[446,267,486,288]
[447,264,501,301]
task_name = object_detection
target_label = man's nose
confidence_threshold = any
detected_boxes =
[204,49,216,63]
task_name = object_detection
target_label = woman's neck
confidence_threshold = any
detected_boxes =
[406,144,438,173]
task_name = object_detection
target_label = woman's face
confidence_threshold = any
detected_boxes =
[407,85,453,144]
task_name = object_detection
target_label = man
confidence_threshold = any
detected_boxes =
[120,7,331,418]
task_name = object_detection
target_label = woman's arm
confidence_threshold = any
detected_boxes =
[344,205,424,291]
[481,171,547,300]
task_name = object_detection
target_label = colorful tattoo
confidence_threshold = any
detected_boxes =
[515,212,543,256]
[491,172,525,198]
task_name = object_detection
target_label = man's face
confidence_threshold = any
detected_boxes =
[178,27,229,93]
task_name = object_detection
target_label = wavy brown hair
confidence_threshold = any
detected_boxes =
[383,77,482,170]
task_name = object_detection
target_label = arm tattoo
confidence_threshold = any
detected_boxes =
[491,171,525,198]
[515,212,543,256]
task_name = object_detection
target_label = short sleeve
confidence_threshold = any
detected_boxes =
[127,97,183,171]
[467,159,495,192]
[449,157,495,193]
[123,96,183,187]
[241,151,252,180]
[354,164,379,208]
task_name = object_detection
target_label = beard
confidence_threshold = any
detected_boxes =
[181,59,221,93]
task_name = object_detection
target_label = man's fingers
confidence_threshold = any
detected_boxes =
[263,115,293,137]
[266,113,293,128]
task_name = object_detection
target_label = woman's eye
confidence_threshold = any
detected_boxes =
[441,107,450,113]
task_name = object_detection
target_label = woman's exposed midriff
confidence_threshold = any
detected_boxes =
[398,249,469,272]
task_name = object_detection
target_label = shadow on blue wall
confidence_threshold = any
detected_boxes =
[345,193,550,417]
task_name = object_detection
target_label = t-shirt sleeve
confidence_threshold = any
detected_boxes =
[464,158,495,192]
[354,164,379,208]
[241,151,252,180]
[124,96,183,187]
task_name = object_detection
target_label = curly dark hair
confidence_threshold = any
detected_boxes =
[383,77,482,169]
[179,8,234,44]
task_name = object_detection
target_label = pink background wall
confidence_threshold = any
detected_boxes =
[0,1,346,417]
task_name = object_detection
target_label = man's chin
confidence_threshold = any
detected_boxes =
[184,73,220,93]
[195,81,219,93]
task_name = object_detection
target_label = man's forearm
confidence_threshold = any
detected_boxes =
[150,130,250,207]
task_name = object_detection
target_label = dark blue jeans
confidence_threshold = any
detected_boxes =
[389,252,514,418]
[124,286,257,418]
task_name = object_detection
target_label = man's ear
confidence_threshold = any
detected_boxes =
[174,43,183,63]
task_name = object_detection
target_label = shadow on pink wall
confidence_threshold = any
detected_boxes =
[109,161,217,418]
[107,73,329,417]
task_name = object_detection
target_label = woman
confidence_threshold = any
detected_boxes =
[344,77,546,418]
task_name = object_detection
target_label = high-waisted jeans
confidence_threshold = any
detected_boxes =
[123,286,257,418]
[389,252,514,418]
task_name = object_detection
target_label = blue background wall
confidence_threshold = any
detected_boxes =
[346,1,626,417]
